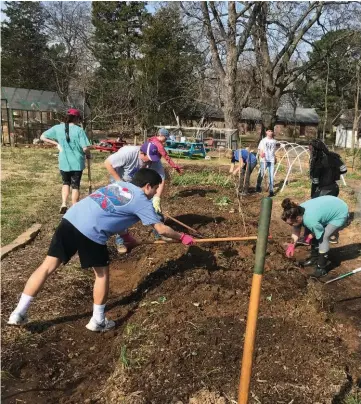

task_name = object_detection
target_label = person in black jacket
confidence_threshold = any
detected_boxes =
[309,139,347,198]
[299,139,347,258]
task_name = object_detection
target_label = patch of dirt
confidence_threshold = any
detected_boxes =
[2,165,361,403]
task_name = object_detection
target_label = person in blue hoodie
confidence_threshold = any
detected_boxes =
[229,148,257,195]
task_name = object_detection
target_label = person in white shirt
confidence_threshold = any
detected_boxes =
[256,129,277,197]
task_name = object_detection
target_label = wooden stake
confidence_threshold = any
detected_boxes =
[139,236,272,245]
[238,197,272,404]
[87,157,92,195]
[164,213,204,237]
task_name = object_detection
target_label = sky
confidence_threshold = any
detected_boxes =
[0,0,159,21]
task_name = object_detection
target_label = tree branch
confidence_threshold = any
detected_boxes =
[209,2,227,40]
[272,2,323,71]
[236,3,253,19]
[237,2,258,58]
[200,2,226,79]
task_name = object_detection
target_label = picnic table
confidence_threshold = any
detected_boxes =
[165,141,207,158]
[94,139,127,153]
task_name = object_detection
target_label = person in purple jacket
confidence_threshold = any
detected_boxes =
[7,169,194,333]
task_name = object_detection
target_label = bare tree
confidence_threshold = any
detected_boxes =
[43,2,93,105]
[352,62,361,152]
[182,2,259,128]
[252,2,361,134]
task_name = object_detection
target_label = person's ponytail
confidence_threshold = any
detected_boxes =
[65,122,70,143]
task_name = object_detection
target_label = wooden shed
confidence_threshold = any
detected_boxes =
[335,110,361,148]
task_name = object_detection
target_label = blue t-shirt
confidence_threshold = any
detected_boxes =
[64,182,161,244]
[233,149,257,165]
[301,196,348,240]
[43,123,90,171]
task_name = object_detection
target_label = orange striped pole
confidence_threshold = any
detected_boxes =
[238,197,272,403]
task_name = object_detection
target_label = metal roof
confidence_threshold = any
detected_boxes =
[0,87,91,118]
[335,109,361,128]
[276,107,319,124]
[1,87,65,112]
[179,102,319,124]
[241,107,262,121]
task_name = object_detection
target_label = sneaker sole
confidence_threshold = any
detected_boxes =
[59,206,67,214]
[7,318,28,326]
[116,245,128,254]
[85,320,116,333]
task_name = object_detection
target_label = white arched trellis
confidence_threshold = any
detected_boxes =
[256,140,346,193]
[255,140,311,193]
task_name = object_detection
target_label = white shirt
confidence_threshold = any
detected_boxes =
[258,137,277,163]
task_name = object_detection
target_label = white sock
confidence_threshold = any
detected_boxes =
[14,293,34,316]
[92,304,106,323]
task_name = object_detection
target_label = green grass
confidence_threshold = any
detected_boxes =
[346,171,361,180]
[171,170,233,187]
[1,147,108,246]
[119,345,130,369]
[344,393,361,404]
[214,196,232,206]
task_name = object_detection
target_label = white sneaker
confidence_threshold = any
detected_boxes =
[115,236,128,254]
[85,317,115,332]
[8,312,28,326]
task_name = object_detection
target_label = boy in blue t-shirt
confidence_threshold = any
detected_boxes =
[8,169,194,333]
[229,148,257,195]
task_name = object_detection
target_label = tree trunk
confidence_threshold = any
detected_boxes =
[223,55,238,128]
[222,2,238,129]
[322,57,330,141]
[352,64,360,152]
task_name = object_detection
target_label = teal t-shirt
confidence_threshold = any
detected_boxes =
[301,196,348,240]
[43,123,91,171]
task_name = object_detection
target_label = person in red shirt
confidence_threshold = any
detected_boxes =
[149,128,182,174]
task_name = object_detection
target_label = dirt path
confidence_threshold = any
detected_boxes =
[2,175,361,403]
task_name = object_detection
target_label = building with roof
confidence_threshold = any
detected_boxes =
[335,110,361,148]
[1,87,90,144]
[178,101,320,139]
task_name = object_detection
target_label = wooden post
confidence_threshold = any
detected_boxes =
[134,135,137,145]
[238,197,272,404]
[143,129,147,143]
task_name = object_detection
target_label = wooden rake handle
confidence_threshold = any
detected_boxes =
[139,236,272,245]
[164,213,204,237]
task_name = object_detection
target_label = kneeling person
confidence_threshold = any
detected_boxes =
[8,169,194,332]
[282,196,348,277]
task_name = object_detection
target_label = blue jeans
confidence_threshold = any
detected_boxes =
[257,162,275,192]
[239,161,257,193]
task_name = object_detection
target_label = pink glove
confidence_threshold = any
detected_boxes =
[304,235,312,245]
[122,233,138,252]
[180,233,194,246]
[122,233,137,244]
[261,152,265,158]
[286,243,295,258]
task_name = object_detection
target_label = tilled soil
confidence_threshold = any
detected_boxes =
[2,169,361,403]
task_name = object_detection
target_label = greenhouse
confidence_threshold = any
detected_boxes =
[1,87,88,145]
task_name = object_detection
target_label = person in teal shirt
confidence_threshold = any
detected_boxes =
[281,196,349,278]
[41,109,91,213]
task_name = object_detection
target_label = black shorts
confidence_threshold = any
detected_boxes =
[60,170,83,189]
[47,219,110,268]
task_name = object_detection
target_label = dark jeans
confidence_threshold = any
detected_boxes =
[311,182,339,198]
[239,161,257,193]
